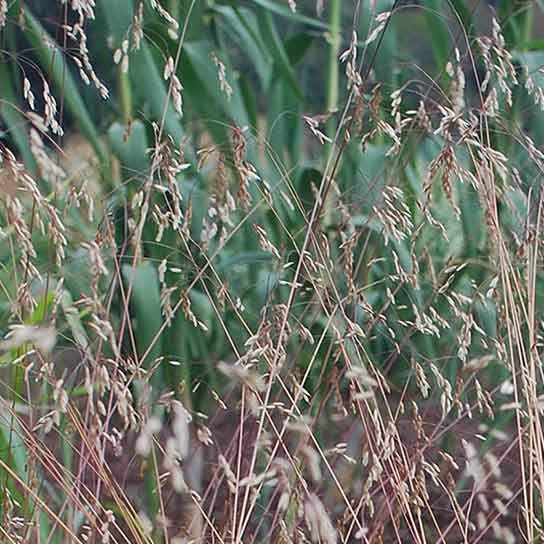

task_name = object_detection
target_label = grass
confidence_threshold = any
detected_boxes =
[0,0,543,542]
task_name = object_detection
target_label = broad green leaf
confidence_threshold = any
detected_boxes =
[188,289,214,329]
[359,0,398,86]
[96,0,133,42]
[121,263,163,372]
[267,79,296,168]
[108,120,150,180]
[180,39,257,172]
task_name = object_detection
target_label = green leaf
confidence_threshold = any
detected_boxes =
[459,181,483,258]
[296,166,323,214]
[183,41,250,128]
[422,0,451,72]
[247,0,328,30]
[510,51,544,143]
[26,291,55,325]
[214,5,272,88]
[514,50,544,86]
[188,289,214,329]
[499,0,534,49]
[259,12,304,101]
[239,75,259,131]
[96,0,133,42]
[60,290,90,351]
[450,0,475,38]
[122,262,163,371]
[345,144,390,214]
[0,400,29,504]
[108,120,150,180]
[267,79,296,167]
[264,32,313,168]
[0,60,37,172]
[284,33,314,67]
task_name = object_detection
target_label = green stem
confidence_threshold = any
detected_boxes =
[326,0,342,117]
[324,0,342,227]
[521,1,533,50]
[119,68,133,125]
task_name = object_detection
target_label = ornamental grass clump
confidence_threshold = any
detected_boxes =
[0,1,543,542]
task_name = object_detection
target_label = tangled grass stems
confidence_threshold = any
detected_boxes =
[1,0,544,543]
